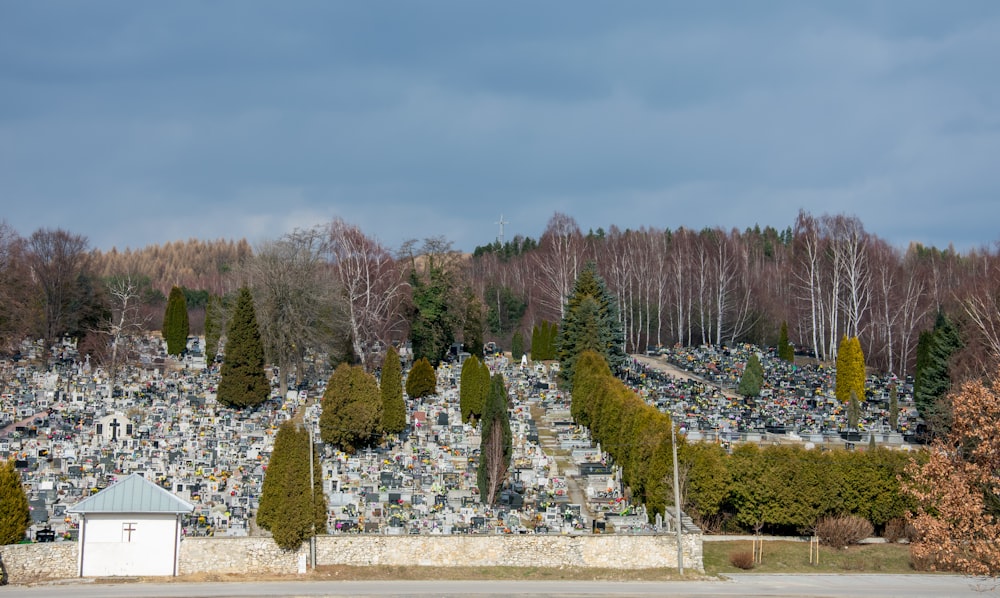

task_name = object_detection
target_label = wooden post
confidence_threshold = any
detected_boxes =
[809,535,820,565]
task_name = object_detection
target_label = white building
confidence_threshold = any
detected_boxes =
[68,473,194,577]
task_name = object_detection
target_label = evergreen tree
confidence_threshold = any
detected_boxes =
[477,373,512,505]
[848,390,861,431]
[738,353,764,398]
[380,345,406,435]
[511,330,525,361]
[460,354,484,423]
[530,324,540,360]
[485,284,527,336]
[216,287,269,409]
[162,285,190,356]
[320,363,382,453]
[557,262,626,390]
[888,383,899,432]
[0,459,30,545]
[914,310,963,425]
[257,421,327,551]
[407,260,456,366]
[405,357,437,399]
[777,321,795,362]
[461,287,485,359]
[203,293,223,363]
[835,335,866,404]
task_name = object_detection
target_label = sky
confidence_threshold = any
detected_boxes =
[2,1,999,254]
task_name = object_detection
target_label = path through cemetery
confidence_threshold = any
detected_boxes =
[531,404,594,522]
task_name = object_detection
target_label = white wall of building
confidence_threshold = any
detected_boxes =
[78,513,181,577]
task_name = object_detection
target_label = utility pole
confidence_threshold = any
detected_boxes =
[672,422,684,575]
[308,419,316,571]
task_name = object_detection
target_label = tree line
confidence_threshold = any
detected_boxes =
[3,209,999,428]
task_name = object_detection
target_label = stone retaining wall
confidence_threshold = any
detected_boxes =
[0,542,77,582]
[1,534,702,583]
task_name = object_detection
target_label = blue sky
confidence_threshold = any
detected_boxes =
[3,1,999,253]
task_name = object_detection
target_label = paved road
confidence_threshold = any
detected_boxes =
[3,575,994,597]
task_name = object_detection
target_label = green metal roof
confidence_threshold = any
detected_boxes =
[68,474,194,514]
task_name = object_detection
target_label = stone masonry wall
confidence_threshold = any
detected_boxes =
[1,534,702,583]
[0,542,77,582]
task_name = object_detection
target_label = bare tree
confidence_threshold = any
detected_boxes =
[0,222,33,352]
[103,274,151,382]
[961,251,1000,367]
[533,212,584,321]
[324,219,408,371]
[24,228,95,346]
[247,228,342,397]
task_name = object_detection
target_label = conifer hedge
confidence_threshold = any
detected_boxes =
[571,349,917,534]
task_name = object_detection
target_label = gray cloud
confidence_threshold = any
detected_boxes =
[2,1,999,253]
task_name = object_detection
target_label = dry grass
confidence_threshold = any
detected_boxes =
[703,540,915,575]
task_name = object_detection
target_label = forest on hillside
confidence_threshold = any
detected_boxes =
[2,210,999,391]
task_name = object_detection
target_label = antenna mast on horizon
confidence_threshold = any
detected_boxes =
[494,214,509,245]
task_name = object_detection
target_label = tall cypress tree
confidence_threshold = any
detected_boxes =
[477,373,512,505]
[380,345,406,435]
[217,287,269,409]
[257,421,327,551]
[836,335,866,404]
[557,262,625,390]
[511,330,525,361]
[460,354,483,423]
[162,285,190,356]
[0,459,31,545]
[203,293,223,363]
[777,321,795,363]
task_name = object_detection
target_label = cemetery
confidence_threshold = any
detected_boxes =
[0,336,705,581]
[0,332,927,581]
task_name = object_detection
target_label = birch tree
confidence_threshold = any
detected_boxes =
[324,218,407,371]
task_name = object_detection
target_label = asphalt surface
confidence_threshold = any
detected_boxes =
[2,575,995,597]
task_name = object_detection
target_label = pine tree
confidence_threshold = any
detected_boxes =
[530,324,541,360]
[477,373,512,504]
[738,353,764,398]
[0,459,30,545]
[408,260,456,366]
[162,285,190,356]
[320,364,382,453]
[836,335,866,404]
[778,321,795,363]
[914,310,963,426]
[257,421,327,551]
[380,345,406,435]
[216,287,269,409]
[405,357,437,399]
[511,330,525,361]
[557,262,625,390]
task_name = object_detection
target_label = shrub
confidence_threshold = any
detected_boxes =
[816,514,874,549]
[883,517,917,544]
[729,550,755,570]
